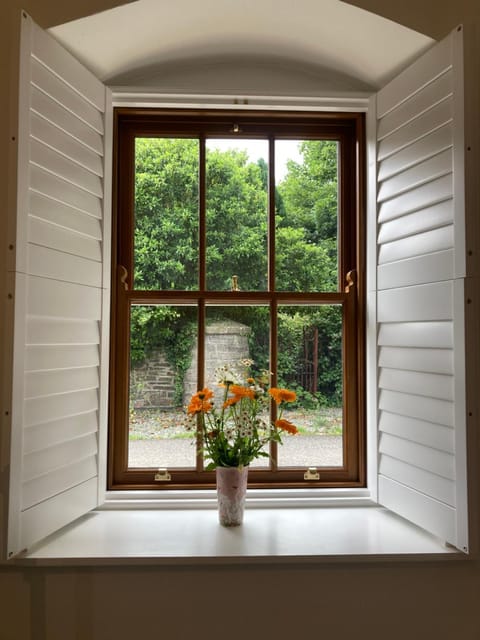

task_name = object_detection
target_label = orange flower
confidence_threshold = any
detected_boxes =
[268,387,297,404]
[275,419,299,435]
[229,385,255,399]
[187,387,214,414]
[223,397,240,408]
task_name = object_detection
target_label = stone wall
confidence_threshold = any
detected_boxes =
[130,320,251,409]
[129,350,176,409]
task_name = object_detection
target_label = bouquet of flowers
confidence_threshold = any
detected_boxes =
[185,361,298,470]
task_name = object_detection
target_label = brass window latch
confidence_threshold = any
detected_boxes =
[304,467,320,480]
[154,468,171,482]
[231,275,241,291]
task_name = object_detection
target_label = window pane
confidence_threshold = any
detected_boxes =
[206,139,268,291]
[276,305,343,468]
[204,305,270,468]
[134,138,199,290]
[275,140,339,292]
[128,304,197,468]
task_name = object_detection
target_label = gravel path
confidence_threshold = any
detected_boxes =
[129,435,343,468]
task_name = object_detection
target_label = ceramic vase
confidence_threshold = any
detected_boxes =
[215,466,248,526]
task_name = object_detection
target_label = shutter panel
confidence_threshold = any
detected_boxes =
[375,27,468,550]
[7,13,111,556]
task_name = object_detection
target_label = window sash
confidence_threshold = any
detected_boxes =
[109,109,366,489]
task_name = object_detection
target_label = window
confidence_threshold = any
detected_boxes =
[109,110,365,489]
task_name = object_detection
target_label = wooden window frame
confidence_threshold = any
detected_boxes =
[108,108,366,490]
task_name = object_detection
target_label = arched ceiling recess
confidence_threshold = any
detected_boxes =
[50,0,434,93]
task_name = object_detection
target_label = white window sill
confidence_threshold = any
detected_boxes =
[14,497,461,566]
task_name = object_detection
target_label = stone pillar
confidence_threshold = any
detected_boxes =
[183,320,251,406]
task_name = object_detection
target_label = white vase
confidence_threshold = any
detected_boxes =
[215,466,248,526]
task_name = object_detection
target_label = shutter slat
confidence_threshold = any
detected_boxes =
[378,249,454,290]
[379,455,455,506]
[379,367,453,401]
[26,344,100,372]
[26,317,100,346]
[23,411,98,454]
[378,226,453,265]
[29,216,101,261]
[26,276,102,321]
[378,346,453,374]
[28,244,102,287]
[379,410,454,453]
[378,321,453,349]
[25,366,99,399]
[379,389,454,427]
[378,200,452,244]
[30,192,102,240]
[24,389,99,428]
[378,175,452,223]
[378,281,453,323]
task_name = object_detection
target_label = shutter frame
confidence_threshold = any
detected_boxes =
[6,12,110,557]
[375,26,468,551]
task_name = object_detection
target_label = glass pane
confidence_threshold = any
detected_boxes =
[134,138,199,290]
[128,304,197,468]
[276,304,343,467]
[275,140,339,292]
[206,139,268,291]
[203,305,270,468]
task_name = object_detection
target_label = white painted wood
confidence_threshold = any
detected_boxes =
[20,477,98,551]
[31,21,105,112]
[25,366,99,399]
[8,16,106,556]
[97,86,113,505]
[378,124,452,182]
[379,432,455,479]
[27,317,99,346]
[31,87,104,154]
[379,389,454,427]
[24,389,99,428]
[23,411,98,455]
[26,345,100,372]
[378,149,452,203]
[378,475,455,544]
[378,346,453,374]
[29,217,102,262]
[377,281,453,323]
[379,367,453,401]
[22,506,457,562]
[28,244,102,288]
[379,455,455,506]
[31,58,104,134]
[453,277,468,551]
[378,200,453,244]
[31,113,103,176]
[29,192,102,240]
[379,411,454,453]
[30,138,103,198]
[377,250,454,290]
[377,35,451,118]
[37,249,97,290]
[30,165,102,218]
[378,321,453,348]
[452,27,466,280]
[22,456,98,511]
[378,226,453,264]
[377,70,452,140]
[22,433,98,481]
[26,277,102,321]
[378,175,452,223]
[378,98,452,161]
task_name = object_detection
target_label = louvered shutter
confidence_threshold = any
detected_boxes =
[7,13,111,556]
[375,27,468,551]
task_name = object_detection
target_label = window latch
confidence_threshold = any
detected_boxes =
[345,269,356,293]
[304,467,320,480]
[119,264,129,291]
[154,468,171,482]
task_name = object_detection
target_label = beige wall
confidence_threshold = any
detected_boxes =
[1,1,480,638]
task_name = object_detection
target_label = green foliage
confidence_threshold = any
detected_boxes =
[132,138,341,408]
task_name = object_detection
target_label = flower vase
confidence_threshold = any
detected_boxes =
[216,466,248,526]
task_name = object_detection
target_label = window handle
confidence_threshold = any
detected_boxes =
[345,269,356,293]
[119,265,129,291]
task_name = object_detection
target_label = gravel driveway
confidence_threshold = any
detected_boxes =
[129,434,343,468]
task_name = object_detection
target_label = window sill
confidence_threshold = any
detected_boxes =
[14,500,461,566]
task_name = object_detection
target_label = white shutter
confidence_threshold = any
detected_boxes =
[375,27,468,550]
[7,13,111,556]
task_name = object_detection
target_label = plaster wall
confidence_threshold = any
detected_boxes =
[1,1,479,638]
